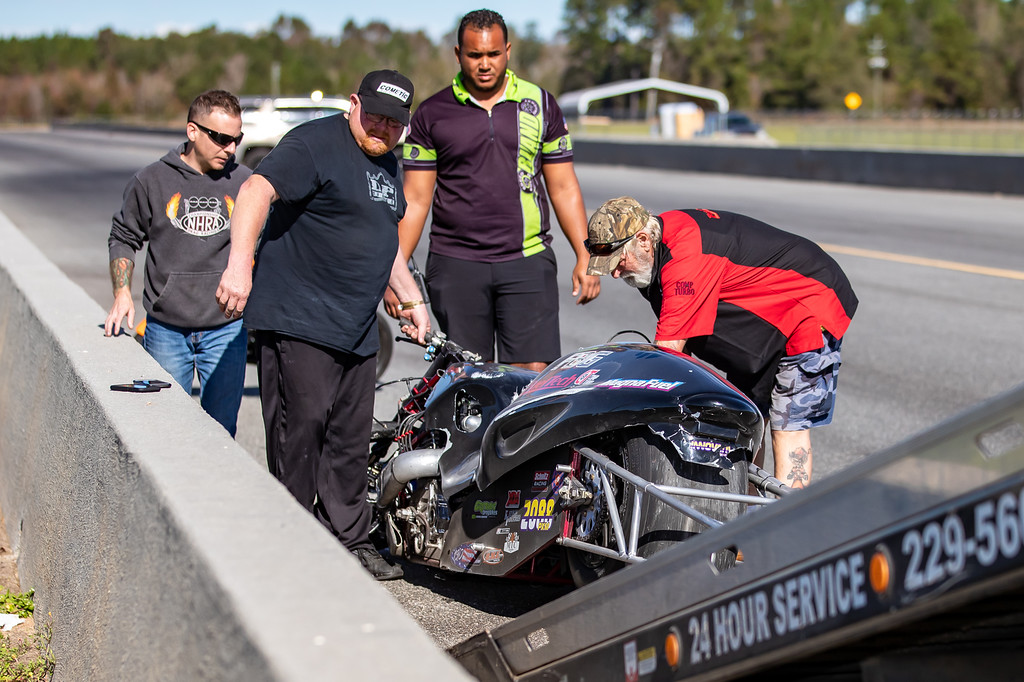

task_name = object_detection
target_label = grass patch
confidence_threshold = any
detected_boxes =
[0,592,33,620]
[567,116,1024,153]
[0,623,54,682]
[1,591,54,682]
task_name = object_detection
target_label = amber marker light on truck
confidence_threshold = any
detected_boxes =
[665,627,682,670]
[870,546,892,594]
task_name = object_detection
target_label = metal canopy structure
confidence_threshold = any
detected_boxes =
[557,77,730,117]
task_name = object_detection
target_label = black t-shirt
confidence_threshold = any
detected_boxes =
[244,114,405,355]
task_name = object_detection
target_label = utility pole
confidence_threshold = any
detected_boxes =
[867,35,887,119]
[646,35,665,126]
[271,61,281,98]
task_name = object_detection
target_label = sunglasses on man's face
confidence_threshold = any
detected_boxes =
[190,120,244,147]
[584,233,636,256]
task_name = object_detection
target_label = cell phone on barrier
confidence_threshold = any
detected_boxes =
[110,379,172,393]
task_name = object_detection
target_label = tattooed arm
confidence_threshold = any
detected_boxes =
[772,429,813,489]
[104,257,135,336]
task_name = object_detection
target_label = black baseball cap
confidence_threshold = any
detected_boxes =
[357,70,414,126]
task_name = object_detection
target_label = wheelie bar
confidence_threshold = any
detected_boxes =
[747,461,794,498]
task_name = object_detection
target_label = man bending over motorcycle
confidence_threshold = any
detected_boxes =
[585,197,858,488]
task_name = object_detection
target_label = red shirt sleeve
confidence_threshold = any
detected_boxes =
[654,213,728,342]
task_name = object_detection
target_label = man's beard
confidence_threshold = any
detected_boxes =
[349,115,394,157]
[356,133,390,156]
[621,245,655,289]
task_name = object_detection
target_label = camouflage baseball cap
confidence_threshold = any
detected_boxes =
[585,197,651,276]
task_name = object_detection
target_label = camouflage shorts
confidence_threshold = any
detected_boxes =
[769,331,843,431]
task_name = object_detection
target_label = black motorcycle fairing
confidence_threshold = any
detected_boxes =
[440,449,572,575]
[475,343,764,491]
[421,362,538,497]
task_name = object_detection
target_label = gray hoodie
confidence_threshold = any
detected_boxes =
[108,144,252,329]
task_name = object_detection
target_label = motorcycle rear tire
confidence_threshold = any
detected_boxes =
[568,428,747,586]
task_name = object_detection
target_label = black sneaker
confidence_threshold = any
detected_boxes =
[352,547,404,581]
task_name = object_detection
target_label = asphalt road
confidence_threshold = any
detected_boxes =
[3,127,1024,650]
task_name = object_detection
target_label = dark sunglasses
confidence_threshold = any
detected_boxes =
[189,120,244,147]
[584,233,636,256]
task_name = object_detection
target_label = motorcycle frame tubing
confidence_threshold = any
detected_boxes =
[556,445,778,566]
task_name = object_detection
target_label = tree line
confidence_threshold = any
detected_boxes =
[1,0,1022,123]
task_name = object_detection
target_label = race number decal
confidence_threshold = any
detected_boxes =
[520,497,557,531]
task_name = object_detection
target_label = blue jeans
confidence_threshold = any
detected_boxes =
[142,317,247,436]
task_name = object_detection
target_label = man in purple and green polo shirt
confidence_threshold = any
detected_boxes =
[386,9,600,370]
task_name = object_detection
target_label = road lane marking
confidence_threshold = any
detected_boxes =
[819,243,1024,281]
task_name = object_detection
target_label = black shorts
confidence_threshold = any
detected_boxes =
[426,249,560,363]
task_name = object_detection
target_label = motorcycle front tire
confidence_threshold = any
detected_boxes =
[568,428,747,587]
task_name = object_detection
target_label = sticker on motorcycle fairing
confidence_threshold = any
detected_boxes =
[506,490,521,509]
[451,544,478,570]
[574,369,600,385]
[520,497,557,531]
[599,378,683,391]
[692,439,737,456]
[481,548,504,565]
[524,373,579,393]
[551,470,567,490]
[505,511,522,523]
[504,532,520,554]
[532,471,550,491]
[472,500,498,519]
[558,350,613,370]
[496,527,510,535]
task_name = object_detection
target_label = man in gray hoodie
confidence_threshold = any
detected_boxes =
[105,90,253,436]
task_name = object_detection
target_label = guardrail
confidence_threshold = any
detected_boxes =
[0,208,469,681]
[53,122,1024,194]
[572,137,1024,195]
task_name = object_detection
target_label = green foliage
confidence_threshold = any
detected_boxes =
[0,592,33,620]
[0,621,54,682]
[560,0,1024,113]
[1,3,1023,122]
[0,591,52,682]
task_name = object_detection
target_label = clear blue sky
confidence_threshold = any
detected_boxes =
[3,1,566,41]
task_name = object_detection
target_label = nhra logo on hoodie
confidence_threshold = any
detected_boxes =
[165,193,233,236]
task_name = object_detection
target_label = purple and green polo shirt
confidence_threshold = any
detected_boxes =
[402,70,574,262]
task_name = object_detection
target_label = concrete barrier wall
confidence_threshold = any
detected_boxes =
[572,138,1024,195]
[0,210,470,681]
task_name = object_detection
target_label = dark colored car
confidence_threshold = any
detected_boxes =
[723,111,763,135]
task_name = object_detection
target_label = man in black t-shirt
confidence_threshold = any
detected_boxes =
[216,70,428,580]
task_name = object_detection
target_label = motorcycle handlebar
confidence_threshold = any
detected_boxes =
[397,330,483,364]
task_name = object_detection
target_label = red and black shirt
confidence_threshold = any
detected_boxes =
[641,209,858,387]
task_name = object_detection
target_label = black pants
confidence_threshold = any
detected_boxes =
[425,249,561,363]
[255,330,376,551]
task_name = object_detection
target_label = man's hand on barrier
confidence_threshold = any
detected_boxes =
[104,290,135,337]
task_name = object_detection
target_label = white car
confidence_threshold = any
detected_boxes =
[235,95,351,168]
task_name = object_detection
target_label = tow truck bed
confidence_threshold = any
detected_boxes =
[452,384,1024,680]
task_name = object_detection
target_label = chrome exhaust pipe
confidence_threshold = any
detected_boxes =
[376,448,444,508]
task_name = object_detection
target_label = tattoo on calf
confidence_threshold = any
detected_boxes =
[786,446,811,489]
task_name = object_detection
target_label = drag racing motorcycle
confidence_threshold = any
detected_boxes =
[369,332,790,586]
